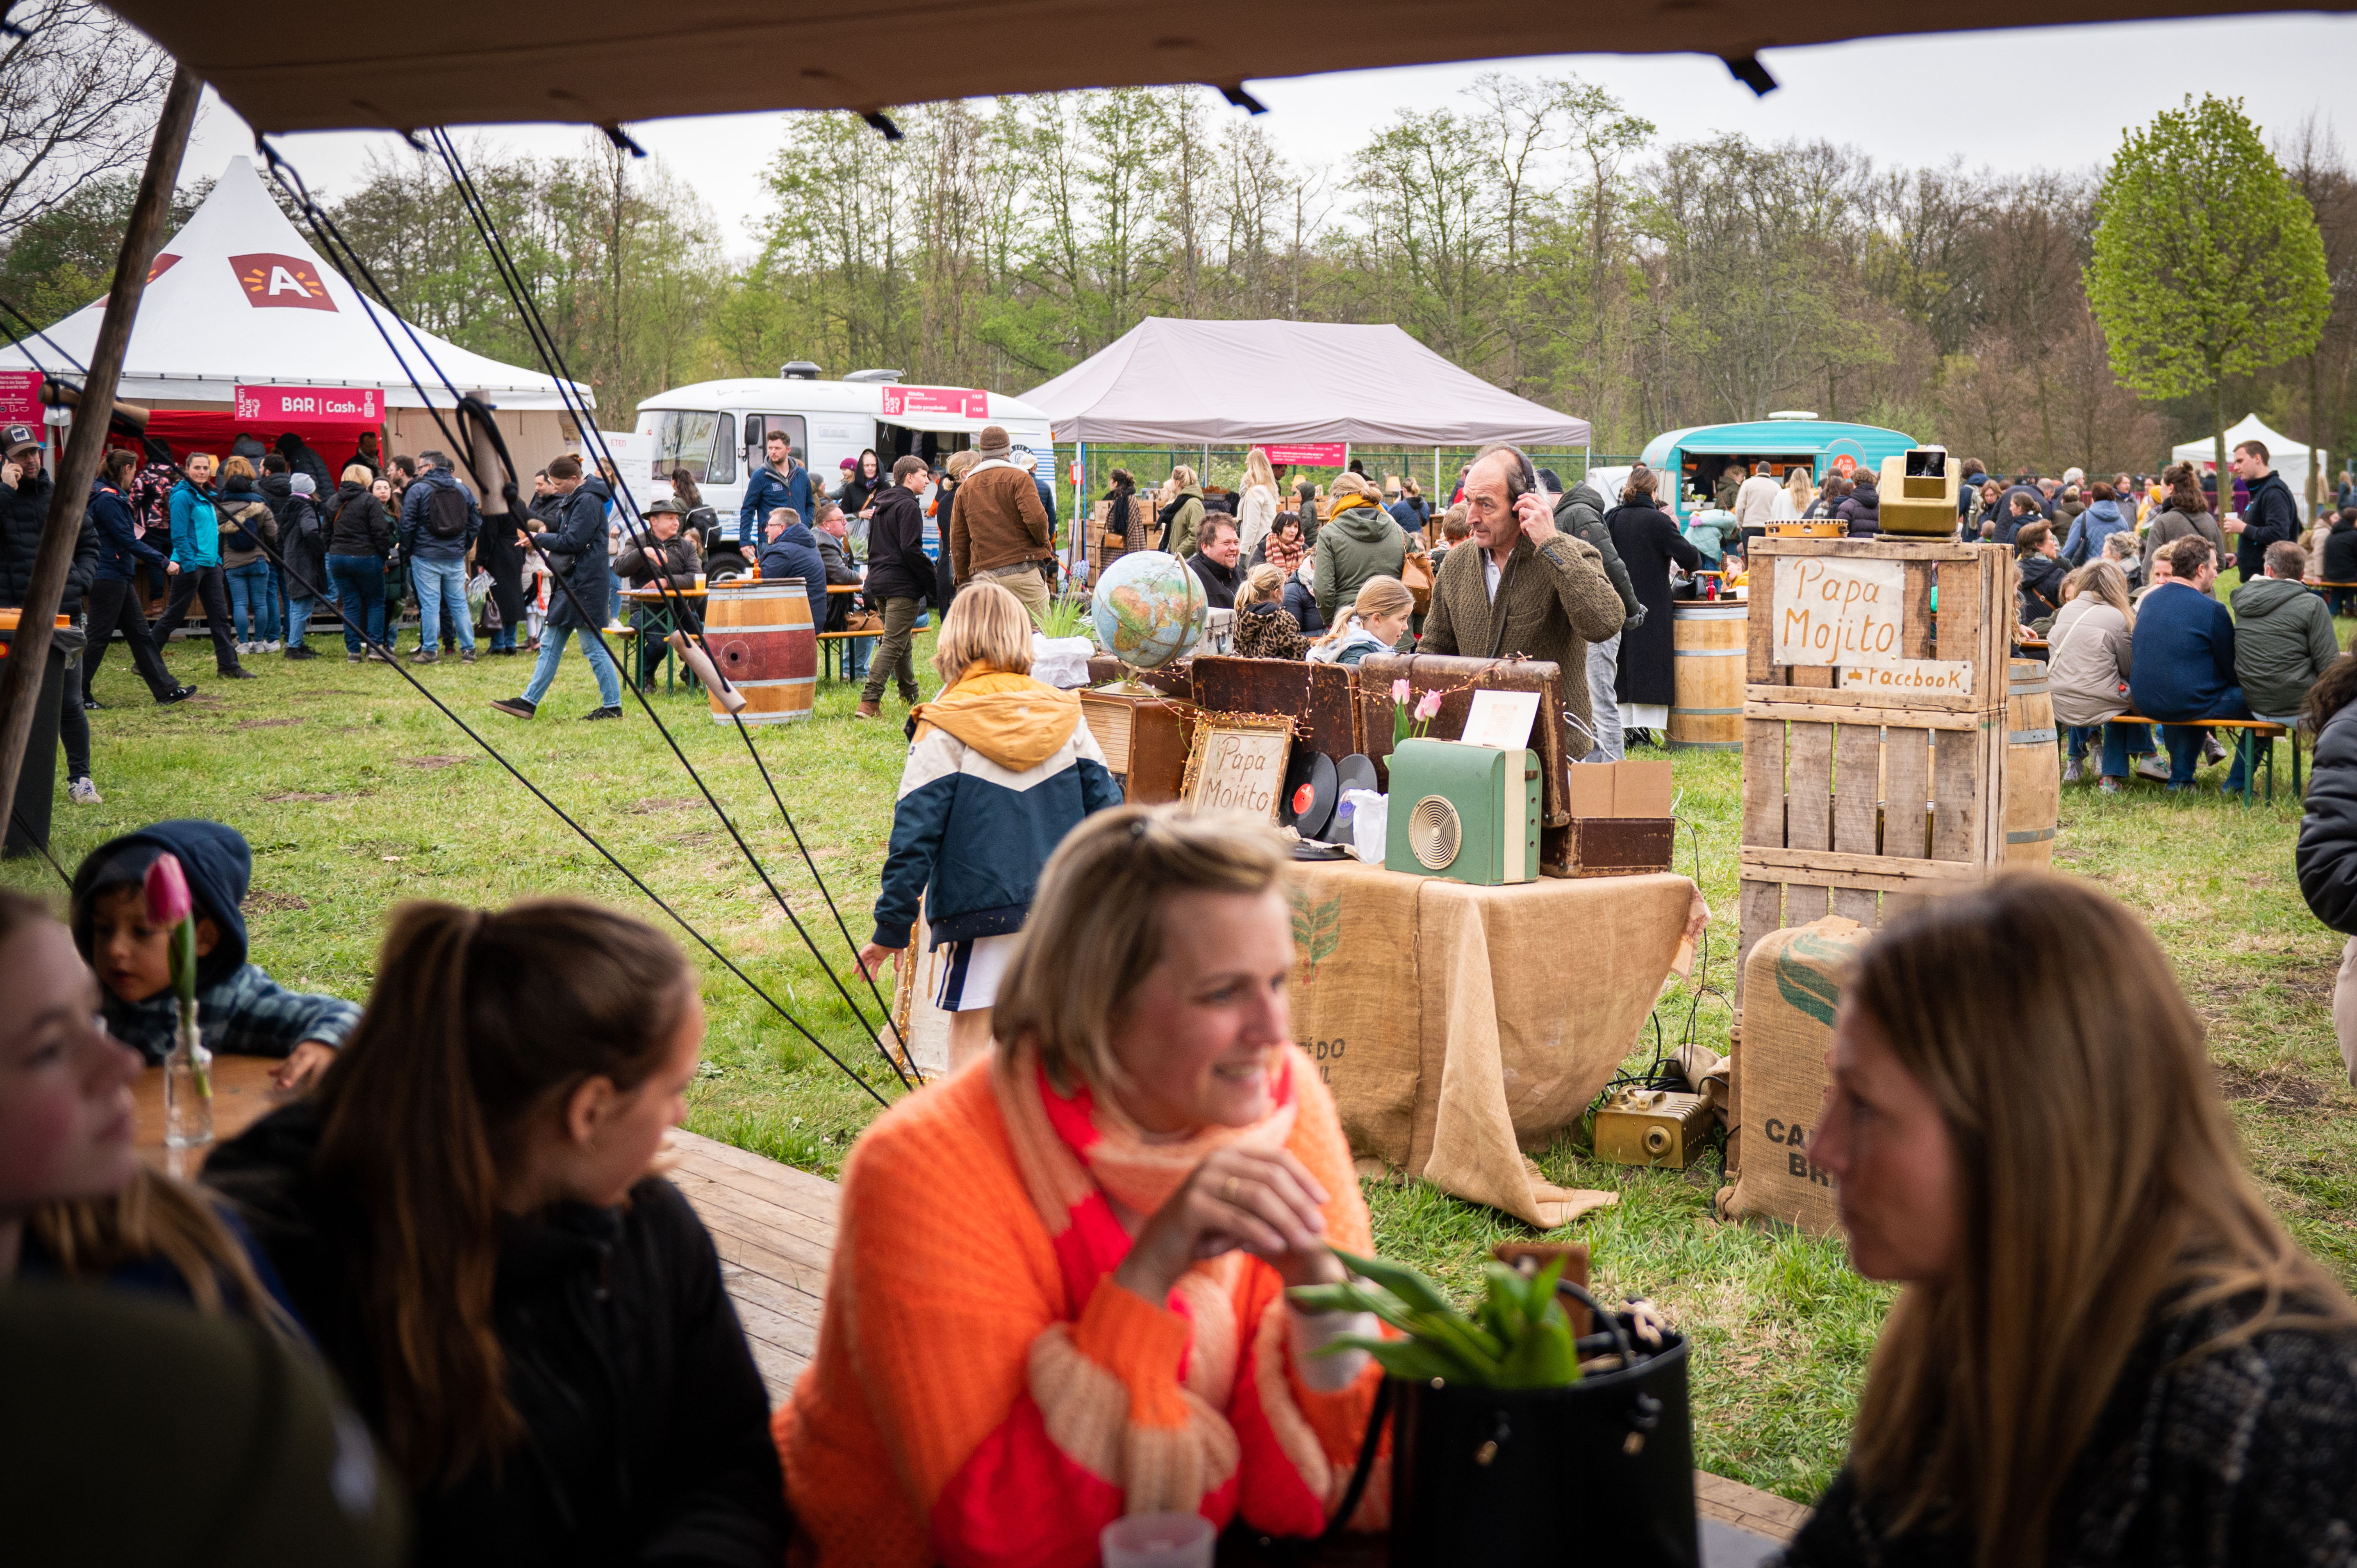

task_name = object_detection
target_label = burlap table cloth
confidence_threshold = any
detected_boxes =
[1287,859,1707,1227]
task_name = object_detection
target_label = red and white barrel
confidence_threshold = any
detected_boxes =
[702,579,815,725]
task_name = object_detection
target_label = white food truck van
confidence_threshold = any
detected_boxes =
[632,366,1056,579]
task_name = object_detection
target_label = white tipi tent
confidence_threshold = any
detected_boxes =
[0,156,590,471]
[2170,414,2330,522]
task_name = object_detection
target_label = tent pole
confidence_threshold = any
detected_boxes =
[0,66,197,834]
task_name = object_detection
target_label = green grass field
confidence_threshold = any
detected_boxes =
[7,614,2347,1505]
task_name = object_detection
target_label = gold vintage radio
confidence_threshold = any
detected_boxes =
[1877,447,1961,536]
[1592,1087,1716,1169]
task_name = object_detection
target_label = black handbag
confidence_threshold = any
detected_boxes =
[1315,1282,1700,1567]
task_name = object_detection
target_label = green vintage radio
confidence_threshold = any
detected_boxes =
[1382,739,1540,886]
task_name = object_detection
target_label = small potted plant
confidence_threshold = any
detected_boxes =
[1292,1248,1699,1566]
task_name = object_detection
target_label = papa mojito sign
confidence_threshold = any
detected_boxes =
[1772,556,1904,668]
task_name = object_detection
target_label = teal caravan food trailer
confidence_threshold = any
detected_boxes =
[1639,414,1918,524]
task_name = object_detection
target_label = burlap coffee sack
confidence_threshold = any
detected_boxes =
[1286,859,1425,1169]
[1728,916,1870,1235]
[1290,861,1703,1228]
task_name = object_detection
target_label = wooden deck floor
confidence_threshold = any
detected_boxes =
[666,1128,1810,1546]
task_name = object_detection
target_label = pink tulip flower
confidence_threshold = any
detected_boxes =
[1390,678,1411,705]
[143,852,193,928]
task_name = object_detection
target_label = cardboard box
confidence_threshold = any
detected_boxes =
[1560,759,1673,820]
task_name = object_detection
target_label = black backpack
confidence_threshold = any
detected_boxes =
[423,480,470,540]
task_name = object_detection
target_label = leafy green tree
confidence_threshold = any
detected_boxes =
[2085,94,2331,482]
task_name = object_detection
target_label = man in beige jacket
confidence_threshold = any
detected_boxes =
[948,425,1054,620]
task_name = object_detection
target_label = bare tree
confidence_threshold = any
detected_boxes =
[0,1,171,247]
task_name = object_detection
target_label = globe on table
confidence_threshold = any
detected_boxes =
[1090,551,1208,672]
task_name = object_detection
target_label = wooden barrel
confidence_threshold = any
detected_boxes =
[1668,601,1748,750]
[2004,658,2058,867]
[703,579,815,725]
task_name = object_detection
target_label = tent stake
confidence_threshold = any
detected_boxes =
[0,67,197,836]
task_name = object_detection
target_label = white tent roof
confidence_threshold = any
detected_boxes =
[2170,413,2322,471]
[1021,318,1589,446]
[0,157,590,412]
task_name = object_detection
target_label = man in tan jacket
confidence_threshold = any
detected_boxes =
[948,425,1054,619]
[1420,444,1625,759]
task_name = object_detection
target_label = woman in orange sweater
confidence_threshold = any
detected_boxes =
[781,807,1387,1566]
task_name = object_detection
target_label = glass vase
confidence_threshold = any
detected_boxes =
[164,1003,214,1150]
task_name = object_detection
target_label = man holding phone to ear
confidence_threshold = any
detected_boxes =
[1420,443,1625,759]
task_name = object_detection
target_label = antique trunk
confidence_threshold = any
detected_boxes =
[1188,655,1361,762]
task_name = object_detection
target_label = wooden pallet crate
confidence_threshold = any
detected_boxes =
[1735,538,2018,1003]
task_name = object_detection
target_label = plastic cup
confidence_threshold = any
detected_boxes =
[694,573,706,590]
[1099,1513,1213,1568]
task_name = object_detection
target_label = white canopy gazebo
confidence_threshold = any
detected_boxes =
[0,156,589,474]
[1023,317,1589,447]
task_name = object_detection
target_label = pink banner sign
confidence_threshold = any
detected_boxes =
[232,385,383,425]
[0,370,43,423]
[1259,442,1348,467]
[881,385,989,420]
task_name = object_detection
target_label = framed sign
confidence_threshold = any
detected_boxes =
[1181,712,1295,821]
[1772,554,1905,668]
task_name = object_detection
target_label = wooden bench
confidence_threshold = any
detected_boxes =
[2070,712,2294,805]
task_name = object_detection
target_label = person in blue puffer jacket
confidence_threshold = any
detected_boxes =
[738,428,813,552]
[150,451,250,677]
[856,580,1122,1071]
[2061,481,2133,568]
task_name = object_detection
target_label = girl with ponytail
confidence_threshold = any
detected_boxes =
[1306,574,1414,667]
[204,898,789,1567]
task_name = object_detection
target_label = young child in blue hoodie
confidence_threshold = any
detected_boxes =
[70,820,358,1090]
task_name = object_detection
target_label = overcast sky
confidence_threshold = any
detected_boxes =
[187,14,2356,263]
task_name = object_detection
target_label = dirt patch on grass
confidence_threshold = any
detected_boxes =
[630,796,701,814]
[399,754,474,769]
[237,717,307,729]
[2214,1062,2332,1109]
[261,790,350,803]
[243,889,312,913]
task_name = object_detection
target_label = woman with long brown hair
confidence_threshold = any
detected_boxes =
[1788,873,2357,1567]
[2047,559,2156,791]
[203,899,789,1567]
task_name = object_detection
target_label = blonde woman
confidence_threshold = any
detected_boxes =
[2047,559,2154,791]
[1232,562,1308,660]
[1237,448,1281,562]
[1770,465,1815,520]
[1792,873,2357,1566]
[783,808,1389,1564]
[1156,464,1205,558]
[855,580,1123,1069]
[1306,574,1413,667]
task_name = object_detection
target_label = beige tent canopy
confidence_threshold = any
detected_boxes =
[1024,318,1589,446]
[101,0,2352,136]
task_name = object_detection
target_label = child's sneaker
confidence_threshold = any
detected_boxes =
[67,776,102,805]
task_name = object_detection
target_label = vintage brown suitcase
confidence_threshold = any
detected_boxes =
[1188,656,1361,762]
[1545,818,1677,878]
[1355,653,1572,827]
[1077,690,1196,804]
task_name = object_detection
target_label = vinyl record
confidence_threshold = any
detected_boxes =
[1280,750,1337,839]
[1322,754,1380,842]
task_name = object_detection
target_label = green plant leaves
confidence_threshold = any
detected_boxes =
[1292,1248,1584,1389]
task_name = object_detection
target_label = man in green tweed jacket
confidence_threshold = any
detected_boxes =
[1420,444,1626,760]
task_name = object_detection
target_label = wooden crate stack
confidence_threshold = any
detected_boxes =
[1735,538,2020,1001]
